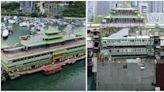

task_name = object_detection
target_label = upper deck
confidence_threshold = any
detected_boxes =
[1,39,85,61]
[1,28,85,61]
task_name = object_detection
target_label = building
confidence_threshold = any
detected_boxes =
[139,2,148,16]
[147,1,164,13]
[43,1,68,17]
[1,27,85,79]
[20,1,35,13]
[88,1,96,22]
[96,1,117,16]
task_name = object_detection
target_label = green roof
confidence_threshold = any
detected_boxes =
[21,40,46,47]
[43,33,64,39]
[45,39,64,44]
[44,27,60,34]
[7,43,85,61]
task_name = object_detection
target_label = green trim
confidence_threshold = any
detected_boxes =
[8,43,85,60]
[43,27,60,34]
[8,54,52,67]
[43,33,64,39]
[8,58,52,71]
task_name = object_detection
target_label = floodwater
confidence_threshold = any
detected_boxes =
[1,23,86,90]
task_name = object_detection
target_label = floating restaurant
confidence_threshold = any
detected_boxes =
[1,27,85,80]
[102,3,145,28]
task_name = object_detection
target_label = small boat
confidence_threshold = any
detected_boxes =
[19,22,27,27]
[8,19,16,24]
[2,29,9,39]
[43,63,62,75]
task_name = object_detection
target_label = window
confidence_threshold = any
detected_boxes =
[123,64,127,69]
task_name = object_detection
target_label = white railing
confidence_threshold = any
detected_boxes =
[102,23,144,28]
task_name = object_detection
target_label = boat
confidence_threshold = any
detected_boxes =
[19,22,27,27]
[8,19,16,24]
[2,29,9,39]
[43,63,62,75]
[1,23,85,80]
[30,27,37,34]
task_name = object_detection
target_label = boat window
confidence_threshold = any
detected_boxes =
[67,45,84,50]
[123,64,127,69]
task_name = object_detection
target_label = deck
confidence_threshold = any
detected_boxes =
[2,40,85,61]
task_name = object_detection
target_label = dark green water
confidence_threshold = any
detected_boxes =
[2,61,85,91]
[1,23,86,90]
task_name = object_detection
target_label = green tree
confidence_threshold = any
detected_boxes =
[62,1,85,17]
[1,2,20,10]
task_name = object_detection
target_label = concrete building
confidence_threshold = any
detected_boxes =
[43,1,68,17]
[88,1,96,22]
[135,1,164,13]
[139,2,148,16]
[20,1,34,13]
[96,1,117,16]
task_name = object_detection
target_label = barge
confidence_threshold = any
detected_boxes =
[1,27,85,80]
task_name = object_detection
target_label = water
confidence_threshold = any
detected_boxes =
[1,24,31,47]
[2,61,85,90]
[1,23,86,90]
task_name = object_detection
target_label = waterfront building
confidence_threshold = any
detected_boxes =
[20,1,35,13]
[1,27,85,79]
[138,2,148,16]
[43,1,68,17]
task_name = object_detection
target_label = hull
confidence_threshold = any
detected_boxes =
[44,67,62,75]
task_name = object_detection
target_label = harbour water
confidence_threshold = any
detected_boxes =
[2,61,85,90]
[1,23,86,90]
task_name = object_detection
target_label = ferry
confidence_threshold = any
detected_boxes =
[1,27,85,80]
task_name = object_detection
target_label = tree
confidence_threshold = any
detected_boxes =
[62,1,85,17]
[1,2,20,10]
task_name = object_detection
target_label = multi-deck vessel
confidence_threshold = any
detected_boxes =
[87,2,164,90]
[1,27,85,80]
[102,2,144,28]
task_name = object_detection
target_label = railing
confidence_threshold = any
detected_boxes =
[101,38,154,47]
[102,23,144,28]
[8,54,52,67]
[108,48,151,56]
